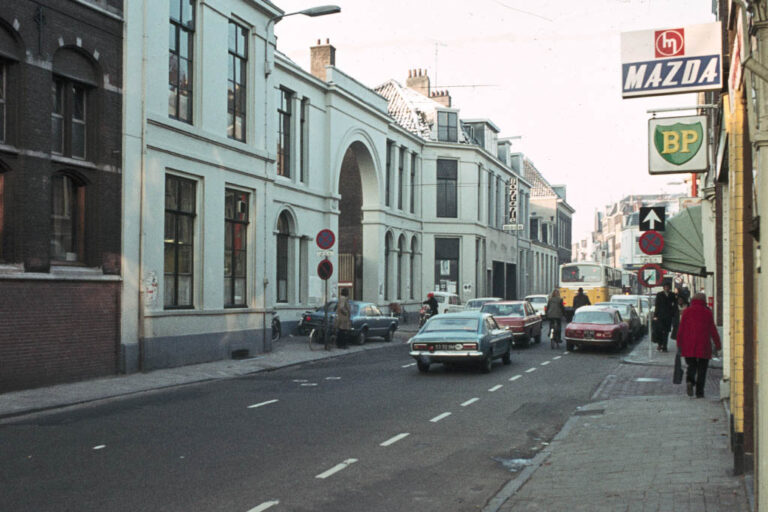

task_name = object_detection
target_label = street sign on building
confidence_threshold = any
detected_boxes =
[508,177,518,226]
[620,22,722,98]
[316,229,336,250]
[639,206,666,231]
[317,259,333,280]
[638,263,664,288]
[649,115,709,174]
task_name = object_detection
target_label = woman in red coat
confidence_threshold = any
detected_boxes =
[676,293,721,398]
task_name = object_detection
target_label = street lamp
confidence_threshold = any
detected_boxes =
[264,5,341,76]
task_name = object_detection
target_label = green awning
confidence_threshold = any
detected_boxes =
[661,205,705,276]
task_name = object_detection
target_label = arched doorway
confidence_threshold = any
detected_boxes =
[337,140,379,302]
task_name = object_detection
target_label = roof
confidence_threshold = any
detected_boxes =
[523,158,558,198]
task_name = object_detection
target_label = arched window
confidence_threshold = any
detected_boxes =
[52,47,98,159]
[276,211,291,303]
[51,173,85,263]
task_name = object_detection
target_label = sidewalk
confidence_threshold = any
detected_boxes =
[487,336,750,512]
[0,322,420,421]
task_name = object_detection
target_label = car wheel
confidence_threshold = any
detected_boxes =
[384,325,396,342]
[481,355,493,374]
[566,341,575,351]
[417,359,430,373]
[502,347,511,365]
[356,329,367,345]
[534,331,542,344]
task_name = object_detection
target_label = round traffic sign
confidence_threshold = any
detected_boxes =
[639,230,664,255]
[316,229,336,250]
[317,259,333,280]
[638,263,664,288]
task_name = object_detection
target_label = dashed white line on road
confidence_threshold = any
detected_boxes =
[301,383,318,387]
[380,433,410,447]
[402,363,416,368]
[509,375,522,381]
[430,412,452,423]
[292,379,308,383]
[92,445,106,450]
[540,361,550,366]
[525,367,537,373]
[553,356,562,360]
[563,351,569,355]
[461,398,480,407]
[248,399,279,409]
[325,377,341,380]
[488,385,503,392]
[247,501,279,512]
[316,459,358,479]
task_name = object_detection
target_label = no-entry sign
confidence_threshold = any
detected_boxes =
[639,230,664,255]
[317,259,333,280]
[638,263,664,288]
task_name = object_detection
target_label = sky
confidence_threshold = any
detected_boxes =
[274,0,717,241]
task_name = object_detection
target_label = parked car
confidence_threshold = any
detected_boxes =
[481,300,542,347]
[446,296,502,314]
[595,302,643,340]
[300,301,399,345]
[408,312,513,373]
[524,294,548,318]
[610,294,651,329]
[564,305,629,352]
[431,291,461,314]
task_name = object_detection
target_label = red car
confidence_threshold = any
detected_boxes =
[480,300,542,347]
[564,305,629,352]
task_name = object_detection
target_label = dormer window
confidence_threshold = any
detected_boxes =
[437,110,457,142]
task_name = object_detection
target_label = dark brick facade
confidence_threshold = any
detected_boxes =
[0,0,123,390]
[0,279,120,392]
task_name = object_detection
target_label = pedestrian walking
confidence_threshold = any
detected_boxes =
[334,288,351,349]
[572,287,591,311]
[670,294,689,341]
[546,289,566,344]
[653,281,678,352]
[676,292,721,398]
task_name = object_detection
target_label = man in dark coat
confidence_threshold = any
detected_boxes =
[676,293,721,398]
[572,288,591,311]
[334,288,351,349]
[546,289,566,342]
[423,292,438,317]
[653,282,678,352]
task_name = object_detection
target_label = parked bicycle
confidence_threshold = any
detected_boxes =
[271,314,281,343]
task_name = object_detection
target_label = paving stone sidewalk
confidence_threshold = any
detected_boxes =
[489,336,749,512]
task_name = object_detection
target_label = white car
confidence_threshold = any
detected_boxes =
[525,295,549,318]
[610,294,652,329]
[444,296,502,314]
[431,291,461,315]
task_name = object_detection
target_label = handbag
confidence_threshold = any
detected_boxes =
[673,351,683,384]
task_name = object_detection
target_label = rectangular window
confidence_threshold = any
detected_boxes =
[227,21,247,141]
[51,174,85,262]
[385,140,392,207]
[51,80,87,159]
[410,153,416,213]
[277,87,292,177]
[530,218,539,241]
[434,238,460,293]
[542,224,548,244]
[165,174,196,308]
[224,189,248,307]
[398,146,405,210]
[300,99,308,182]
[71,84,86,159]
[477,166,482,221]
[436,159,457,218]
[51,81,64,155]
[0,63,5,143]
[487,175,493,226]
[437,111,457,142]
[169,0,195,123]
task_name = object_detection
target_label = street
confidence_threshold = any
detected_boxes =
[1,329,631,512]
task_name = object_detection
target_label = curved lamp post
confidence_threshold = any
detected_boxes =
[264,5,341,76]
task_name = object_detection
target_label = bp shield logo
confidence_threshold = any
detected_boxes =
[653,121,703,163]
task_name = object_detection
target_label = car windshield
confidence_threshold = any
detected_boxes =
[573,311,615,324]
[607,304,630,315]
[467,299,491,308]
[482,303,524,317]
[610,297,635,305]
[527,297,546,304]
[561,264,602,283]
[423,317,479,332]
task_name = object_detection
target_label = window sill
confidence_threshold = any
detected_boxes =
[146,307,269,318]
[0,263,120,281]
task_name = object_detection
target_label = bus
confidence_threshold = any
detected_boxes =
[621,270,641,295]
[559,262,622,319]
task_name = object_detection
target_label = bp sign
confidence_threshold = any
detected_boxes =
[648,115,708,174]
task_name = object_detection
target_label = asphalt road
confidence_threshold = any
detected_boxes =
[0,330,640,512]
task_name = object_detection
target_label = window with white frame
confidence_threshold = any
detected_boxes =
[227,21,247,141]
[276,211,292,302]
[169,0,195,123]
[277,88,293,177]
[224,189,248,307]
[300,98,308,182]
[436,159,457,218]
[164,174,196,308]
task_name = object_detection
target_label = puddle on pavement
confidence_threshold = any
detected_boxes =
[493,457,533,473]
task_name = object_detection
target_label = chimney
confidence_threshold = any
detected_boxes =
[430,89,451,108]
[310,38,336,81]
[406,68,430,97]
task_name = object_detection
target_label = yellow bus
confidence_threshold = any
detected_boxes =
[559,262,622,319]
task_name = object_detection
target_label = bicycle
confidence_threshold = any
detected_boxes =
[308,324,336,351]
[549,318,562,350]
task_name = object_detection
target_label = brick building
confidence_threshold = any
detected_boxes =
[0,0,123,391]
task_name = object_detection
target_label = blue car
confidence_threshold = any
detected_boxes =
[300,301,399,345]
[408,312,513,373]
